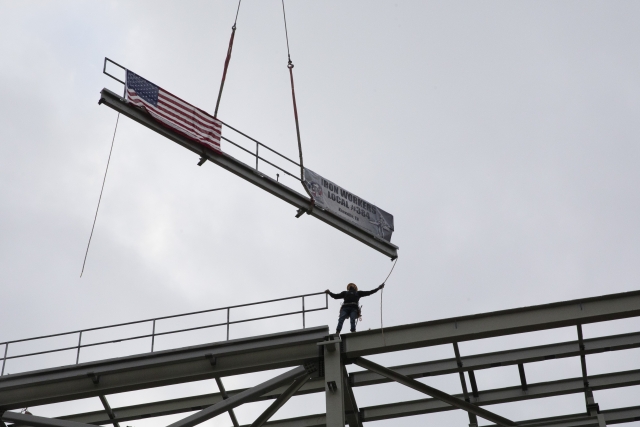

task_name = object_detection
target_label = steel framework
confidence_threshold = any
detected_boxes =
[2,289,640,427]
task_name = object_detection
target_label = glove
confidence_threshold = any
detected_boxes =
[379,284,385,289]
[325,289,330,294]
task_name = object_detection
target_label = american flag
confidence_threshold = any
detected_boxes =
[125,70,222,152]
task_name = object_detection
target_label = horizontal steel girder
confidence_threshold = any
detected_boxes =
[56,365,640,425]
[351,330,640,387]
[53,327,640,424]
[0,327,327,411]
[2,412,94,427]
[342,289,640,357]
[98,88,398,259]
[232,405,640,427]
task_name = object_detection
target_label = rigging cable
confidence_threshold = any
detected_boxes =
[213,0,242,118]
[380,256,399,345]
[80,113,120,278]
[281,0,305,181]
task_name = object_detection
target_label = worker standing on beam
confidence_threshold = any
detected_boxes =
[325,283,384,334]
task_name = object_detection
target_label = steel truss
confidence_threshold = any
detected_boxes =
[2,290,640,427]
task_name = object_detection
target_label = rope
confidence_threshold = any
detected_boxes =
[80,113,120,278]
[214,0,242,118]
[380,256,399,346]
[281,0,305,181]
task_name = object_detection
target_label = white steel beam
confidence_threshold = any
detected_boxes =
[98,89,398,259]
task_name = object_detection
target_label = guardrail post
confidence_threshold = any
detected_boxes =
[76,331,83,364]
[1,343,8,376]
[255,142,259,170]
[227,308,231,340]
[151,320,156,352]
[302,296,306,329]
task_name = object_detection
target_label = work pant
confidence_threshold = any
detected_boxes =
[336,305,358,333]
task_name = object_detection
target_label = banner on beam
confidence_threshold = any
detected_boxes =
[303,168,394,242]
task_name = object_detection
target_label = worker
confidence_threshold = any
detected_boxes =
[325,283,384,334]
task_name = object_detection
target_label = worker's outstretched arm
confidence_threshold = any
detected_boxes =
[357,284,385,297]
[325,290,345,299]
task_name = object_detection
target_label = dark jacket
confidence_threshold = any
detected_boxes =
[328,288,380,305]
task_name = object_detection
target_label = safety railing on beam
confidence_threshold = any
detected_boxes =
[0,291,328,376]
[103,57,303,186]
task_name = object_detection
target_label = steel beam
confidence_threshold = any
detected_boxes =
[97,396,119,427]
[246,405,640,427]
[250,375,309,427]
[167,365,312,427]
[98,88,398,259]
[342,290,640,357]
[354,357,516,426]
[1,413,94,427]
[342,368,362,427]
[0,327,327,411]
[215,378,239,427]
[359,368,640,422]
[350,330,640,386]
[56,330,640,425]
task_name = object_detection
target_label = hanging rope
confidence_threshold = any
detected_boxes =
[380,256,399,346]
[214,0,242,118]
[281,0,305,181]
[80,113,120,278]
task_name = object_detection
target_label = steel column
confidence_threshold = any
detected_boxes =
[250,375,310,427]
[354,357,516,426]
[320,337,344,427]
[167,365,311,427]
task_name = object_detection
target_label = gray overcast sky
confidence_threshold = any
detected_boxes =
[1,1,640,426]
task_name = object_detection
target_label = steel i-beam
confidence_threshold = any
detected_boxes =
[1,413,94,427]
[319,337,344,427]
[98,88,398,259]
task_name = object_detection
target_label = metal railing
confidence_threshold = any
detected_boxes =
[0,291,328,376]
[102,57,303,184]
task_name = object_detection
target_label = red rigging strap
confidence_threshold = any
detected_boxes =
[214,0,242,118]
[281,0,305,181]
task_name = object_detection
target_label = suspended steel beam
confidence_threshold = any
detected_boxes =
[353,357,516,426]
[342,290,640,357]
[250,375,309,427]
[0,326,327,411]
[167,365,313,427]
[98,88,398,259]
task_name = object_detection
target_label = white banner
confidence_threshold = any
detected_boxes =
[303,168,394,242]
